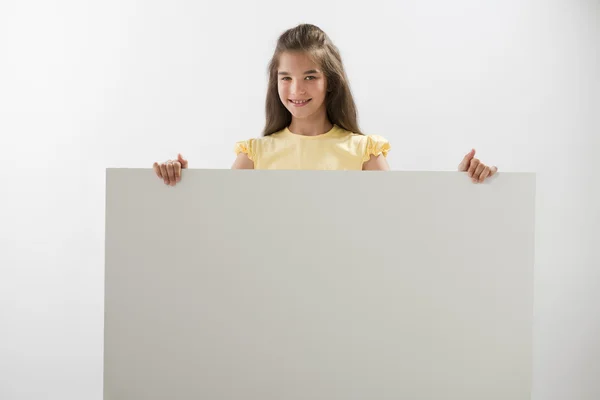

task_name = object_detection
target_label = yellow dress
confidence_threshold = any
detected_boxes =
[234,124,390,170]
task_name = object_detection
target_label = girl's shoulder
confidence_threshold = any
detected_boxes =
[335,126,391,162]
[233,130,286,162]
[360,133,391,161]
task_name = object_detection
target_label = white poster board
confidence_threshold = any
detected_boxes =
[104,169,535,400]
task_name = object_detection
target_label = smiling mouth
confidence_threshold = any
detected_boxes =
[289,99,312,106]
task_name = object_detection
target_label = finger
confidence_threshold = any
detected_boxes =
[153,162,163,179]
[160,164,169,185]
[458,149,476,171]
[472,163,486,182]
[479,166,491,182]
[489,166,498,176]
[178,154,188,169]
[166,161,176,185]
[174,161,182,182]
[467,158,480,177]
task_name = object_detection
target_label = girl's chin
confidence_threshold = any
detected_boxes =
[288,106,310,114]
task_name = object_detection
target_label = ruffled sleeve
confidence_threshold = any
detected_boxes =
[234,139,256,161]
[362,134,391,162]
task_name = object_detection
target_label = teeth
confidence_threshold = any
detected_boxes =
[291,99,309,104]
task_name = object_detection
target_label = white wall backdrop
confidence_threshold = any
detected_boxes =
[0,0,598,399]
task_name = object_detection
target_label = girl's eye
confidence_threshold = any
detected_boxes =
[280,76,317,81]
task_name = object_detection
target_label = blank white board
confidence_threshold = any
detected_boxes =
[104,169,535,400]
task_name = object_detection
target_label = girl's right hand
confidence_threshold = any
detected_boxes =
[153,153,188,186]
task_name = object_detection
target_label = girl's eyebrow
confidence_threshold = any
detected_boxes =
[278,69,320,75]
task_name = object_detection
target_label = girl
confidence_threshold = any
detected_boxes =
[153,23,497,184]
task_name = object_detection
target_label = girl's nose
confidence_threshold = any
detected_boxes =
[291,81,306,95]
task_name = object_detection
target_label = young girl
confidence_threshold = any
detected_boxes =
[153,24,497,184]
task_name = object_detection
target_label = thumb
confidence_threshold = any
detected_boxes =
[458,148,476,171]
[178,153,188,168]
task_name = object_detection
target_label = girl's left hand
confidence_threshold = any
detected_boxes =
[458,149,498,183]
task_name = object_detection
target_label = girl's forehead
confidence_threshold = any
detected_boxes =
[278,51,320,71]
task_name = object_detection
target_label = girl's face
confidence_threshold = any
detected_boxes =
[277,51,328,120]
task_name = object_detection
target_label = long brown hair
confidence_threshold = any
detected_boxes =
[263,24,363,136]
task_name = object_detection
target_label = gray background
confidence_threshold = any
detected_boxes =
[105,169,535,399]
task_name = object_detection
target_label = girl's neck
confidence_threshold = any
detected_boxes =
[288,115,333,136]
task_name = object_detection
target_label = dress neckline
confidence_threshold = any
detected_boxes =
[282,124,338,139]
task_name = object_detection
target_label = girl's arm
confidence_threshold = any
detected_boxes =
[231,153,254,169]
[363,154,390,171]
